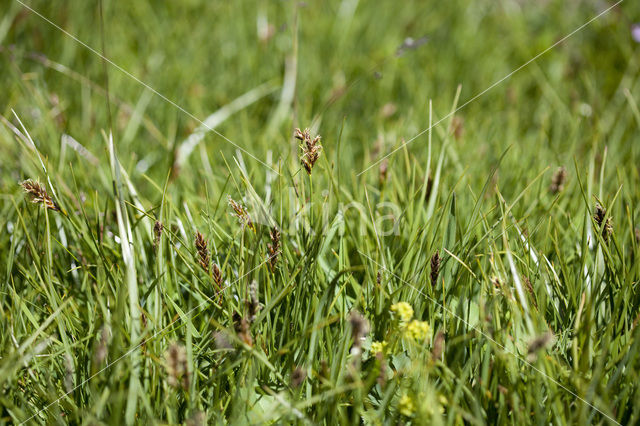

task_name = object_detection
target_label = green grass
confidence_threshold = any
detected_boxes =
[1,0,640,424]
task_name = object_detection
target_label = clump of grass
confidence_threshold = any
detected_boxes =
[20,179,60,211]
[295,128,322,175]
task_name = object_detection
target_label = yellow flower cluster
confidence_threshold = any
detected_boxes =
[398,394,415,417]
[405,320,430,341]
[371,340,387,354]
[390,302,413,323]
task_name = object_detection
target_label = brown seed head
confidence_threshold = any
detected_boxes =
[153,220,163,248]
[20,179,60,211]
[195,231,210,274]
[228,196,255,231]
[348,311,369,351]
[430,251,441,288]
[267,227,281,271]
[295,128,322,175]
[165,342,189,389]
[549,167,567,194]
[233,312,253,347]
[291,366,306,388]
[593,203,613,242]
[212,263,223,291]
[431,330,445,361]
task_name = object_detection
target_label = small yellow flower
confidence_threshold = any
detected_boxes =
[390,302,413,323]
[405,320,430,340]
[398,394,415,417]
[371,340,387,354]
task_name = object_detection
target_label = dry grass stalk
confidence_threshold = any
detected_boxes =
[295,128,322,175]
[20,179,60,211]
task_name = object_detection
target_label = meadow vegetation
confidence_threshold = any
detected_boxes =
[1,0,640,424]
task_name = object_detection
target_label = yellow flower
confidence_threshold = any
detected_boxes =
[371,340,387,354]
[390,302,413,323]
[405,320,430,340]
[398,394,415,417]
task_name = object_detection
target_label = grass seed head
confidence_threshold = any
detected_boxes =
[165,342,189,389]
[153,220,163,248]
[295,128,322,175]
[291,366,306,388]
[549,166,567,194]
[349,310,369,353]
[233,312,253,346]
[195,231,210,274]
[267,227,281,271]
[593,203,613,242]
[20,179,60,211]
[430,251,441,287]
[228,196,255,231]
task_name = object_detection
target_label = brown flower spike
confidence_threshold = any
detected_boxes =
[267,227,281,271]
[21,179,60,211]
[195,231,210,273]
[165,342,189,389]
[295,128,322,175]
[593,203,613,243]
[228,196,255,231]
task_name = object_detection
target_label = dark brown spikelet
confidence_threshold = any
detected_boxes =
[246,280,260,323]
[635,228,640,243]
[212,263,223,289]
[549,167,567,194]
[267,227,281,271]
[195,231,210,273]
[165,342,189,389]
[593,203,613,243]
[291,366,306,388]
[20,179,60,211]
[228,196,255,231]
[153,220,163,248]
[430,251,441,287]
[233,312,253,346]
[295,128,322,175]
